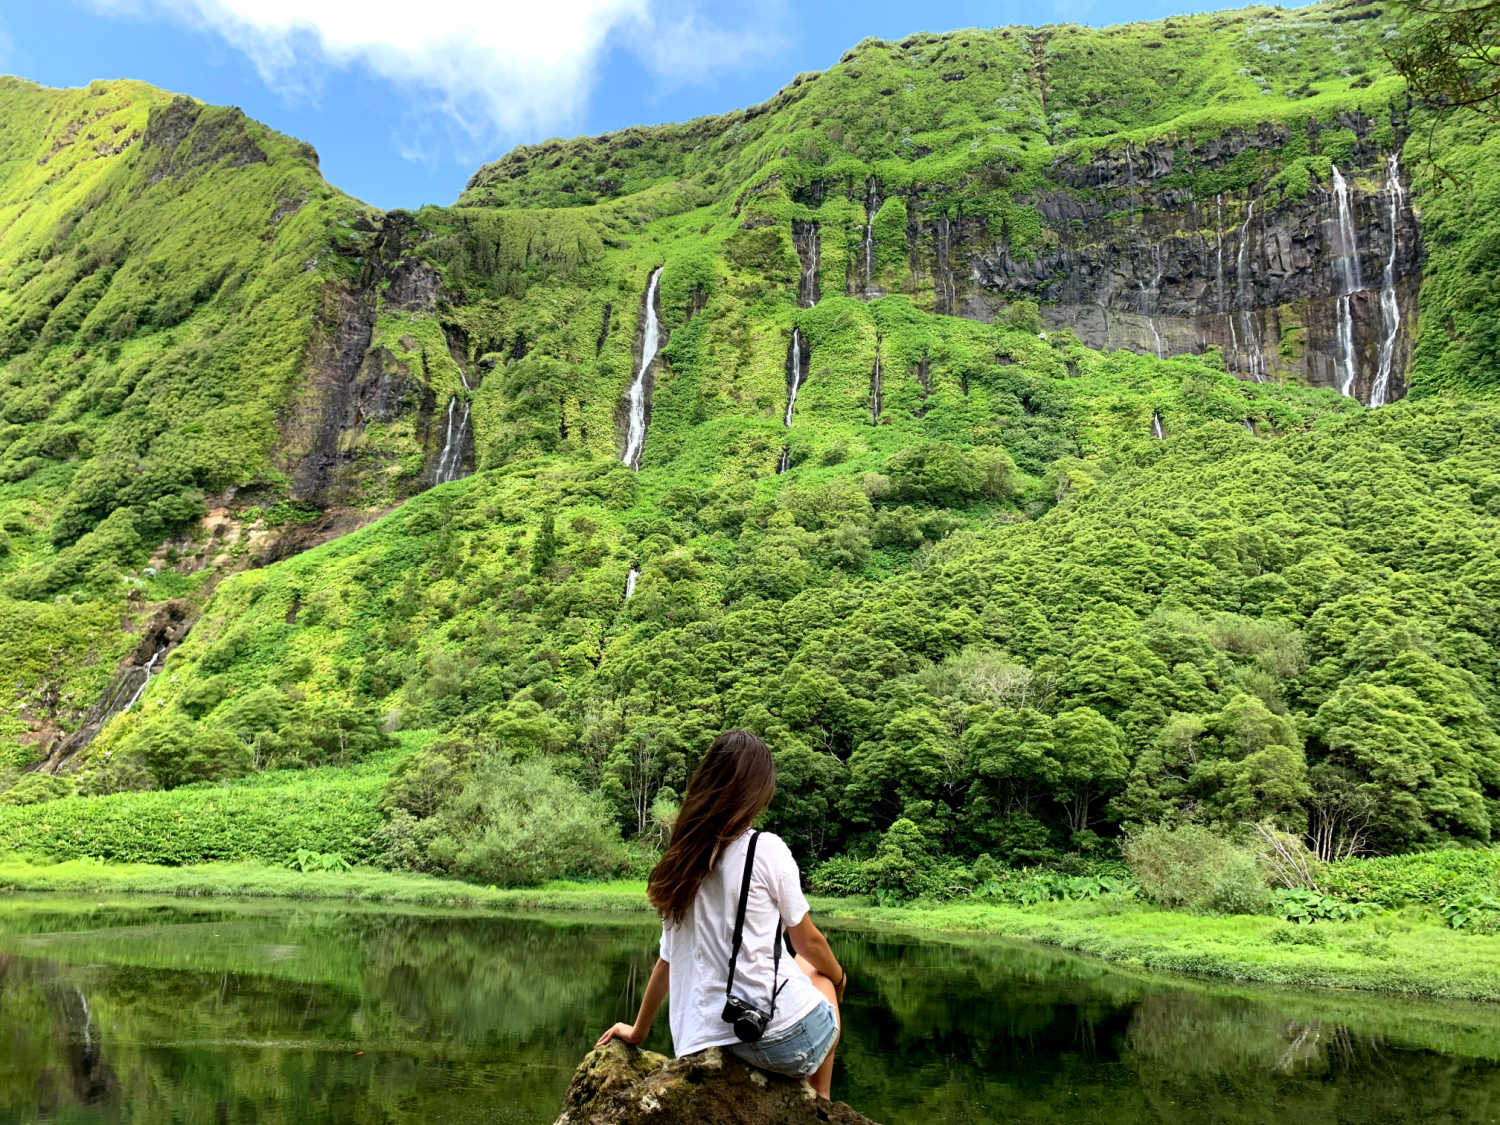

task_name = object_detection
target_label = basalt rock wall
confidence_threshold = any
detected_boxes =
[282,213,477,506]
[812,109,1423,404]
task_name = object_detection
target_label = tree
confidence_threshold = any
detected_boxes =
[1312,680,1489,849]
[1390,0,1500,122]
[1051,707,1127,835]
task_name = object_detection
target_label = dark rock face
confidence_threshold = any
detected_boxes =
[281,214,463,507]
[35,600,195,774]
[554,1043,879,1125]
[142,97,269,184]
[861,110,1422,403]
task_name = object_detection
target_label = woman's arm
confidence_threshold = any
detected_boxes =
[787,914,846,1001]
[595,956,670,1048]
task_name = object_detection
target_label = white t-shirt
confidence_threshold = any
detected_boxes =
[658,829,824,1057]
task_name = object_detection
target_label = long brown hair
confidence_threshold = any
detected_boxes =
[648,730,777,925]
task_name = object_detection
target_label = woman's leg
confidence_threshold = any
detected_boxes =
[794,953,840,1100]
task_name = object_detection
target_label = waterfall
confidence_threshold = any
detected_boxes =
[862,177,879,293]
[621,266,664,469]
[1234,201,1266,382]
[1330,165,1362,399]
[793,222,820,308]
[869,349,883,425]
[122,646,166,712]
[934,216,956,314]
[1215,194,1228,315]
[783,328,805,427]
[624,567,639,600]
[434,396,471,484]
[777,328,806,475]
[1151,411,1165,440]
[1371,155,1406,408]
[1243,419,1256,435]
[1139,245,1166,358]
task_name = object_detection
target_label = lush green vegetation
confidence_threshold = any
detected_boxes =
[0,0,1497,952]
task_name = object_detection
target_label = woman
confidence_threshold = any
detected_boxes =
[596,730,847,1100]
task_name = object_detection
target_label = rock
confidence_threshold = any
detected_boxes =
[553,1042,881,1125]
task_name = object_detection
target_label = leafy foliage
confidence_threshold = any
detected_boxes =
[1125,823,1270,914]
[1321,848,1500,907]
[0,772,382,864]
[1270,887,1370,924]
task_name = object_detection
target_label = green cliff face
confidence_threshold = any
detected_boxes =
[2,0,1499,870]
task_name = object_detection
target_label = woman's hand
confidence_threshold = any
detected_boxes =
[595,1022,646,1049]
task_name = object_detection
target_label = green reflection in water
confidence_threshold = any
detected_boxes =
[3,896,1500,1124]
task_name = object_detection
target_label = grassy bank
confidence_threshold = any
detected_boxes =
[0,857,650,911]
[5,857,1500,1002]
[824,897,1500,1002]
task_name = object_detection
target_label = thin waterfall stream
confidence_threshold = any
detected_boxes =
[778,328,806,474]
[434,396,471,485]
[1151,410,1166,440]
[621,266,664,469]
[1235,201,1266,382]
[793,223,820,308]
[624,567,639,600]
[934,216,957,314]
[1371,155,1406,408]
[1139,244,1166,358]
[1331,165,1363,399]
[1215,194,1228,315]
[862,177,879,294]
[122,646,166,713]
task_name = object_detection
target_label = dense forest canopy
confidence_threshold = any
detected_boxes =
[1,0,1499,885]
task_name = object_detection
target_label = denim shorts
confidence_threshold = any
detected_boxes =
[729,999,838,1079]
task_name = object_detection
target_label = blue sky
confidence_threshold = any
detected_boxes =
[4,1,1308,210]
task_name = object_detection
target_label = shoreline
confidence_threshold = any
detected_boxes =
[4,858,1500,1003]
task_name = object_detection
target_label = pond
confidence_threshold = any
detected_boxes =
[2,896,1500,1123]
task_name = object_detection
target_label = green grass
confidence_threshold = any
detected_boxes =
[822,896,1500,1002]
[0,858,649,910]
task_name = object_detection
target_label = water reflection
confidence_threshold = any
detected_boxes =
[1,900,1498,1124]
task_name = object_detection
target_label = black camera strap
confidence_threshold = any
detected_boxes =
[724,830,784,1012]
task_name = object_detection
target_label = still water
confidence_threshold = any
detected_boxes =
[3,896,1500,1124]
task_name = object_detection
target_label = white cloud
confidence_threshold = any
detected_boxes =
[87,0,784,155]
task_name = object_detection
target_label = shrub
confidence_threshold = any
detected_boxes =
[0,772,74,806]
[120,713,251,789]
[0,775,383,865]
[807,820,976,902]
[1250,822,1325,891]
[370,809,437,872]
[1124,823,1269,914]
[380,734,479,819]
[425,756,622,886]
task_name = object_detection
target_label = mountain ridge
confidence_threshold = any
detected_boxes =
[0,0,1497,878]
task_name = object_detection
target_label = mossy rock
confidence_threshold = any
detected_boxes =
[553,1042,880,1125]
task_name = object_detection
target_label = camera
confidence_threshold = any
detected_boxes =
[721,994,772,1043]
